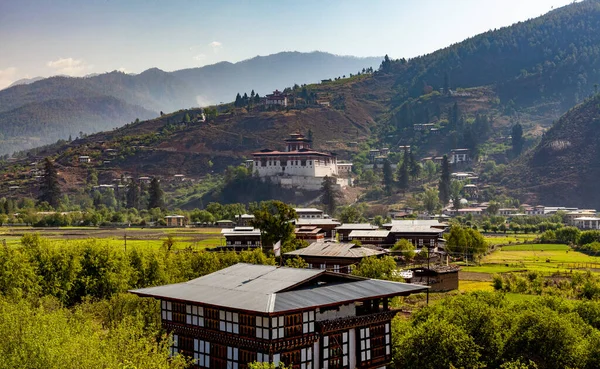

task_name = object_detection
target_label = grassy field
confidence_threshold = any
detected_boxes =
[0,226,223,249]
[461,243,600,275]
[483,234,538,246]
[459,280,494,292]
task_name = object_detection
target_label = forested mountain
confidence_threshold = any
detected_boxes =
[0,52,380,155]
[0,96,155,155]
[502,94,600,208]
[385,0,600,109]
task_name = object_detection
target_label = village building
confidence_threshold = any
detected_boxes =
[78,155,92,163]
[165,215,187,227]
[138,176,152,184]
[216,220,236,228]
[413,123,435,131]
[221,227,262,249]
[498,208,519,216]
[294,226,325,243]
[463,184,478,195]
[404,265,460,292]
[449,149,470,164]
[348,230,392,246]
[294,218,341,239]
[295,208,324,219]
[573,217,600,230]
[265,90,288,107]
[336,224,380,242]
[398,145,411,153]
[525,205,546,216]
[252,133,351,191]
[382,220,447,250]
[336,162,353,177]
[235,214,256,226]
[284,241,386,273]
[130,263,427,369]
[566,210,597,226]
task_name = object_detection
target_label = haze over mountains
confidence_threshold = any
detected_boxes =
[0,52,380,155]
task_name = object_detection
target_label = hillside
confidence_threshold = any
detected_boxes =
[0,96,156,155]
[502,94,600,208]
[0,52,380,155]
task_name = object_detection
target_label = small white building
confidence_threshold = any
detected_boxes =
[574,217,600,230]
[165,215,186,227]
[449,149,470,164]
[295,208,324,219]
[78,155,92,163]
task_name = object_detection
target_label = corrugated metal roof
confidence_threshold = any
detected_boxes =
[383,219,447,227]
[389,225,444,234]
[130,263,427,313]
[348,230,390,238]
[335,223,379,230]
[295,219,341,226]
[285,242,385,258]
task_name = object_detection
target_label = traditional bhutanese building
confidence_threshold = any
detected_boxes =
[265,90,288,107]
[129,263,427,369]
[252,133,352,191]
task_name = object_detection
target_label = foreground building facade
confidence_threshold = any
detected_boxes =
[130,263,427,369]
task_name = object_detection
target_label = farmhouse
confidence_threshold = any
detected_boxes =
[129,263,427,369]
[221,227,262,249]
[348,230,392,246]
[336,223,379,242]
[404,265,460,292]
[165,215,187,227]
[284,241,386,273]
[295,218,341,239]
[78,155,92,163]
[252,133,350,190]
[294,226,325,243]
[265,89,288,107]
[449,149,470,164]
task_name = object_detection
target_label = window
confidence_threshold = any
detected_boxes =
[170,334,179,357]
[333,265,340,273]
[161,300,172,321]
[307,263,313,269]
[359,327,371,362]
[271,316,285,339]
[256,316,270,339]
[303,311,315,333]
[301,347,313,369]
[162,300,186,323]
[320,263,326,270]
[247,241,252,245]
[194,339,210,368]
[418,239,424,247]
[257,353,269,362]
[220,311,239,334]
[186,305,204,326]
[227,346,239,369]
[323,332,348,369]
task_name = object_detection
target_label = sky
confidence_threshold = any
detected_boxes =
[0,0,575,89]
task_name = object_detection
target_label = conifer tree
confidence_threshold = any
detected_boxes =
[383,159,394,195]
[438,155,451,206]
[397,149,410,191]
[320,176,342,216]
[126,179,140,209]
[147,177,164,210]
[38,158,61,209]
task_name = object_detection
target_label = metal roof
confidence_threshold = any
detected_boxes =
[295,208,323,213]
[129,263,427,313]
[285,241,385,258]
[295,219,341,226]
[390,225,444,234]
[335,223,379,230]
[348,230,390,238]
[383,219,447,228]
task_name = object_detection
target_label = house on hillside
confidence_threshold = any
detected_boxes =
[78,155,92,163]
[129,263,427,369]
[449,149,470,164]
[284,241,386,273]
[220,227,262,249]
[265,90,288,107]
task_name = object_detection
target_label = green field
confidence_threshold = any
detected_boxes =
[462,243,600,274]
[0,226,223,249]
[483,234,538,246]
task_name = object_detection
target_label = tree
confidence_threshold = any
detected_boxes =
[512,123,524,156]
[443,71,450,94]
[421,187,440,213]
[321,176,342,216]
[397,152,409,191]
[450,180,464,211]
[438,155,451,206]
[380,54,392,73]
[234,93,242,107]
[392,239,416,261]
[285,256,308,269]
[337,205,365,223]
[486,201,500,215]
[423,160,438,181]
[352,256,400,281]
[307,129,314,145]
[147,178,164,210]
[251,201,297,248]
[38,158,61,209]
[126,180,140,209]
[183,113,191,123]
[409,152,421,180]
[383,159,394,195]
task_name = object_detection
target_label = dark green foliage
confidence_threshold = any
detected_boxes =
[251,201,297,248]
[147,178,164,210]
[382,159,394,195]
[126,179,140,209]
[320,176,342,215]
[512,123,524,156]
[38,158,61,209]
[438,155,451,205]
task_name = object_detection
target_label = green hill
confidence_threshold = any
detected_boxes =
[502,94,600,208]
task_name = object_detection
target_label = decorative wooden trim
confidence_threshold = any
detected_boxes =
[163,322,318,353]
[318,310,399,334]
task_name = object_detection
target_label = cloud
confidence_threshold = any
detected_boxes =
[193,54,206,61]
[0,67,18,90]
[209,41,222,53]
[46,57,93,76]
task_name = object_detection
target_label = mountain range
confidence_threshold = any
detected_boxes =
[0,52,380,155]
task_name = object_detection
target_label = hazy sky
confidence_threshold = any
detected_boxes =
[0,0,574,89]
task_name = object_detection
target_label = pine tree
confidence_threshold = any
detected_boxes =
[409,152,421,180]
[443,71,450,94]
[321,176,342,216]
[438,155,451,206]
[126,179,140,209]
[307,129,314,145]
[234,93,242,107]
[147,177,164,210]
[397,149,410,191]
[383,159,394,195]
[184,113,191,123]
[38,158,61,208]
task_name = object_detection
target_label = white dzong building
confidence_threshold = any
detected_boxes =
[252,133,351,190]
